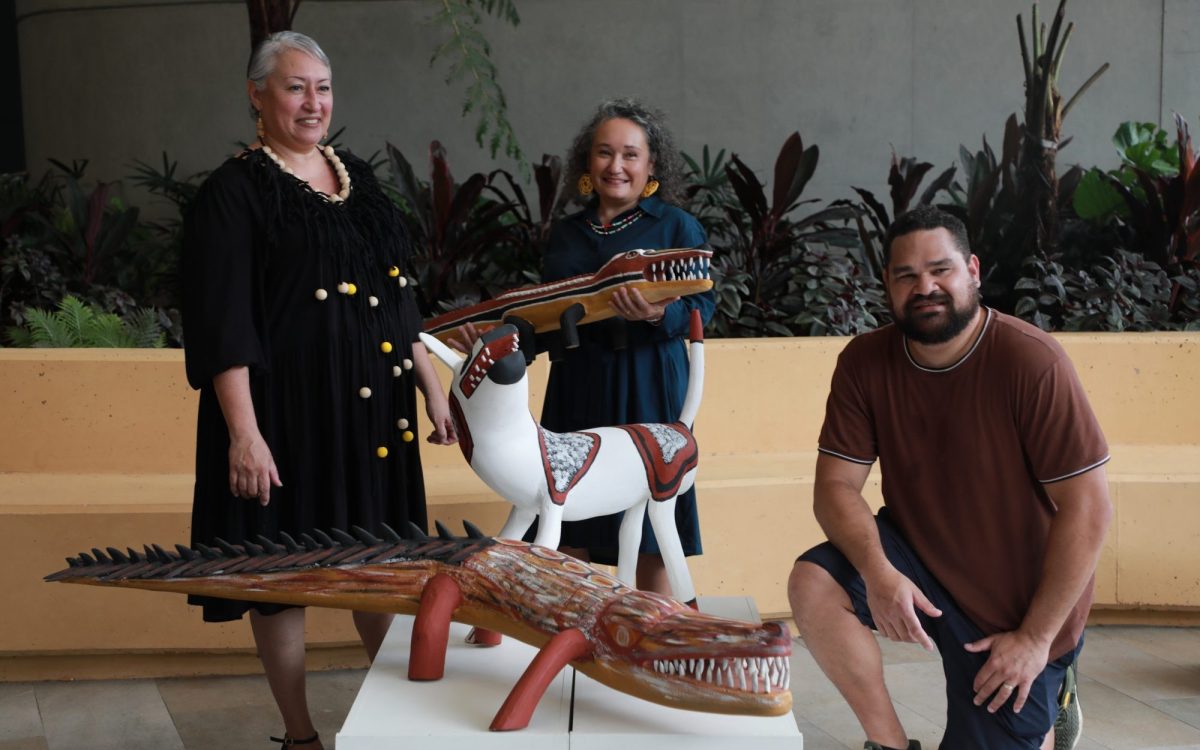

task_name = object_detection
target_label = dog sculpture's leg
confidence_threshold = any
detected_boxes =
[647,496,697,605]
[498,506,537,541]
[530,493,564,550]
[616,499,647,586]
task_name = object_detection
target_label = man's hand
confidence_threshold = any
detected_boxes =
[864,567,942,652]
[965,630,1052,714]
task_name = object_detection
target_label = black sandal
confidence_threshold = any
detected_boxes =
[269,732,319,746]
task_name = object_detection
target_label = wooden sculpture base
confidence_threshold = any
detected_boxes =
[336,597,803,749]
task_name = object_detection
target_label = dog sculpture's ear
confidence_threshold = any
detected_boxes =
[418,332,465,371]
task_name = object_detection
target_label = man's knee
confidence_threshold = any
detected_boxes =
[788,559,845,622]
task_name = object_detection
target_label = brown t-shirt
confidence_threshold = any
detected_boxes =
[818,309,1109,660]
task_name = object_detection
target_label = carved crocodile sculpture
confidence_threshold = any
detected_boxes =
[422,247,713,355]
[45,522,791,731]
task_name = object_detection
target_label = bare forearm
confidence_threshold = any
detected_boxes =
[212,367,260,439]
[1019,488,1112,647]
[814,477,891,582]
[410,343,446,405]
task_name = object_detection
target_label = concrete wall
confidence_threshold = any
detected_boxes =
[15,0,1200,210]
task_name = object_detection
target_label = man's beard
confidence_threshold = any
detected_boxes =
[895,288,981,345]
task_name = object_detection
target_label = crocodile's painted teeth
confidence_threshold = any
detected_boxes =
[650,654,790,693]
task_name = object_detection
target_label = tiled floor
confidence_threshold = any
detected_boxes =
[3,625,1200,749]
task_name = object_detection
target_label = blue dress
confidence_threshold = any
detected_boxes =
[539,196,715,565]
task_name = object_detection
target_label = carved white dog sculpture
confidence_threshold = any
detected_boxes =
[419,310,705,603]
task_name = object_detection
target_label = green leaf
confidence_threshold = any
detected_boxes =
[1073,168,1127,222]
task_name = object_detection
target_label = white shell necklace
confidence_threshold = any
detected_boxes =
[260,141,351,203]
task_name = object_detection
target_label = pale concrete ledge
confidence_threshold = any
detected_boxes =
[3,333,1197,678]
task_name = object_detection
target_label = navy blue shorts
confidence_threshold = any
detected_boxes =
[798,508,1081,749]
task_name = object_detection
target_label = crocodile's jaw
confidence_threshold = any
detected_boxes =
[586,597,793,716]
[578,653,792,716]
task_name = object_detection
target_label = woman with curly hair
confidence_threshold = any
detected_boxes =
[541,98,716,594]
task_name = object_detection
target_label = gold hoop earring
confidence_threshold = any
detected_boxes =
[256,115,265,141]
[641,179,660,198]
[578,174,594,196]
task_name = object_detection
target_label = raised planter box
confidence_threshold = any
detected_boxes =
[2,332,1197,678]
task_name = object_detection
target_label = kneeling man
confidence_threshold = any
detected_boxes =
[789,206,1111,750]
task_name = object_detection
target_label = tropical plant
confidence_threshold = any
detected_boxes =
[0,160,185,344]
[1015,250,1180,332]
[385,141,563,316]
[1012,0,1108,259]
[6,295,166,347]
[1074,122,1181,224]
[847,150,957,279]
[1087,114,1200,319]
[707,132,865,336]
[681,145,734,240]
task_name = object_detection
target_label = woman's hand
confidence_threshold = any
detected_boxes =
[610,286,678,323]
[448,322,483,354]
[212,366,281,506]
[423,392,458,446]
[228,429,282,506]
[410,341,458,446]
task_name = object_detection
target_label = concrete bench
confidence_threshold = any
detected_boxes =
[2,332,1197,678]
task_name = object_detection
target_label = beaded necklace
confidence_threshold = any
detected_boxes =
[586,208,645,236]
[260,142,352,203]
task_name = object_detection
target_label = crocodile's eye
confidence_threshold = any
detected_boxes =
[613,626,629,646]
[625,251,639,259]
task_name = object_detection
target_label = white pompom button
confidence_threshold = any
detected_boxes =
[398,276,409,288]
[402,358,413,370]
[397,418,409,430]
[368,295,379,307]
[337,282,350,294]
[392,365,402,377]
[359,387,372,399]
[315,288,328,301]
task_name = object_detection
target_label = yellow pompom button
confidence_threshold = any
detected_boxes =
[315,288,328,301]
[347,283,358,296]
[397,418,409,429]
[380,341,393,353]
[388,266,400,278]
[359,387,372,399]
[402,430,415,443]
[376,446,389,458]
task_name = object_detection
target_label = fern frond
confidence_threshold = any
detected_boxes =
[56,296,93,340]
[25,307,77,347]
[124,308,167,348]
[6,325,34,347]
[82,312,134,348]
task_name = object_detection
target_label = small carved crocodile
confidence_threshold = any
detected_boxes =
[422,247,713,353]
[46,522,791,731]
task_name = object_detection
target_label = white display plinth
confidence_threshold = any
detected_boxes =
[337,597,802,749]
[336,618,571,750]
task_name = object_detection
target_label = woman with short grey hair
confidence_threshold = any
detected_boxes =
[183,31,455,749]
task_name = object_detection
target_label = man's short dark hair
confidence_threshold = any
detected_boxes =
[883,206,971,265]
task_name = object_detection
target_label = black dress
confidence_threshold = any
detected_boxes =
[182,149,427,622]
